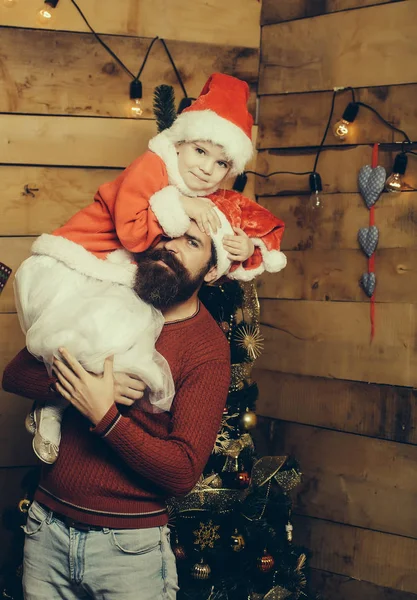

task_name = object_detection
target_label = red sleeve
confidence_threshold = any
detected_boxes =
[97,152,167,252]
[2,348,57,404]
[93,358,230,496]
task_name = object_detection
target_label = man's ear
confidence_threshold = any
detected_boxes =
[204,265,218,284]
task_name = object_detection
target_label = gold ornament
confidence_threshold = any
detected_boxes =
[263,585,292,600]
[257,549,275,573]
[230,528,245,552]
[191,558,211,580]
[239,408,257,431]
[250,456,287,488]
[222,455,239,473]
[230,362,253,392]
[193,520,221,550]
[233,323,264,360]
[18,498,31,513]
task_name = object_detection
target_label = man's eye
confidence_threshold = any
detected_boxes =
[188,239,198,248]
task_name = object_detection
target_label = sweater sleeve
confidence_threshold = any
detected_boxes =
[92,358,230,496]
[2,348,57,404]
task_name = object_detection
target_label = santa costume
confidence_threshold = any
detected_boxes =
[14,73,287,463]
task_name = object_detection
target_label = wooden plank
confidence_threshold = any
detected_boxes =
[293,515,417,593]
[0,166,116,236]
[0,0,261,48]
[257,248,417,303]
[259,420,417,538]
[258,84,417,149]
[255,146,417,196]
[261,0,400,25]
[0,114,156,167]
[259,193,417,252]
[257,300,417,387]
[254,369,417,445]
[309,568,417,600]
[0,27,258,118]
[260,2,417,94]
[0,238,32,313]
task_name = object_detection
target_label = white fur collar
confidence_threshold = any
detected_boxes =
[148,132,220,197]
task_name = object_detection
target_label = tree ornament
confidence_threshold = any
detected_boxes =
[257,549,275,573]
[172,541,187,561]
[235,470,251,489]
[233,323,264,361]
[230,528,245,552]
[263,585,292,600]
[153,84,176,132]
[0,262,12,295]
[18,498,31,513]
[193,520,221,550]
[191,558,211,580]
[285,521,293,543]
[239,408,257,431]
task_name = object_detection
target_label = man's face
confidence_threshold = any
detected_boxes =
[176,141,231,192]
[134,221,217,310]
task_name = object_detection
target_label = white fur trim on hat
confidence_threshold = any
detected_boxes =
[149,185,191,238]
[228,263,265,282]
[31,234,137,287]
[210,207,235,279]
[163,110,253,175]
[253,238,287,273]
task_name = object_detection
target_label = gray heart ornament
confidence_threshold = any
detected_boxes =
[360,272,376,298]
[358,164,386,208]
[358,226,379,258]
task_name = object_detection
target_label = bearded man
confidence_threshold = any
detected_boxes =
[2,219,230,600]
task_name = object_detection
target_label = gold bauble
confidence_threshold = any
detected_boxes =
[18,498,31,513]
[240,409,257,430]
[191,558,211,580]
[230,528,245,552]
[257,549,275,573]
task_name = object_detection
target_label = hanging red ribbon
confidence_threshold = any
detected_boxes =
[368,143,378,341]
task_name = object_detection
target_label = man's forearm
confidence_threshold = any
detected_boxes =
[2,348,57,403]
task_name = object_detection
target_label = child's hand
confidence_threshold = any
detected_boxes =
[180,195,221,235]
[223,227,255,262]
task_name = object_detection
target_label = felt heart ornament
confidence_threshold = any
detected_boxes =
[360,272,376,298]
[358,164,386,208]
[358,226,379,258]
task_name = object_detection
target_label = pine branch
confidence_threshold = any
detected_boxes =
[153,85,177,132]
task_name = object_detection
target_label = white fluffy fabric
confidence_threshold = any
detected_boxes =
[252,238,287,272]
[163,110,253,175]
[31,234,137,287]
[210,208,235,279]
[149,186,190,238]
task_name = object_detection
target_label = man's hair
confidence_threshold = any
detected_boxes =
[209,239,217,270]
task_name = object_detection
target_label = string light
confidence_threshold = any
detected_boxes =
[385,152,408,193]
[36,0,59,26]
[333,102,359,140]
[309,172,323,209]
[129,80,143,118]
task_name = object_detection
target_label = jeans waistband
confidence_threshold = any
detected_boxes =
[38,502,104,532]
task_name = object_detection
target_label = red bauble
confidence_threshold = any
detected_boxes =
[235,471,251,489]
[257,550,275,573]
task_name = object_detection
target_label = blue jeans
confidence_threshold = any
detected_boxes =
[22,501,179,599]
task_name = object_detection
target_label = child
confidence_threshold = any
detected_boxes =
[15,73,287,464]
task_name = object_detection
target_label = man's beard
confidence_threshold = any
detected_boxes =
[133,248,211,310]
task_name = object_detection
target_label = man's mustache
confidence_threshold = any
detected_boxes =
[138,248,186,277]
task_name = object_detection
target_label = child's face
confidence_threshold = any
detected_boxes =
[176,141,231,193]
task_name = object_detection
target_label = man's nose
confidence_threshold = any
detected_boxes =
[163,238,179,252]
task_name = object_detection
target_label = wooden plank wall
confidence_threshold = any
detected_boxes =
[0,0,260,572]
[255,1,417,598]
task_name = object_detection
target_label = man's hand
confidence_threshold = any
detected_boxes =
[180,195,221,235]
[113,372,146,406]
[223,227,255,262]
[52,348,115,425]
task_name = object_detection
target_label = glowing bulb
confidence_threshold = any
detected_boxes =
[385,153,407,193]
[129,79,143,118]
[3,0,17,7]
[36,1,58,25]
[333,119,350,141]
[333,102,359,141]
[130,98,143,118]
[309,172,323,210]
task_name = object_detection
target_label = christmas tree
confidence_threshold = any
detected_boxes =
[165,280,313,600]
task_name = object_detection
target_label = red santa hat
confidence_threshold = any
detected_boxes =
[164,73,254,175]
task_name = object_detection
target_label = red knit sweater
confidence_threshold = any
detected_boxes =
[2,303,230,529]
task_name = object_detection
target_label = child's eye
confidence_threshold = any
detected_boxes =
[218,161,228,169]
[195,147,205,155]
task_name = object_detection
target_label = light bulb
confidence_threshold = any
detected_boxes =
[309,172,323,210]
[385,153,407,193]
[333,102,359,141]
[129,98,143,118]
[128,79,143,118]
[36,1,58,25]
[3,0,17,7]
[333,119,350,141]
